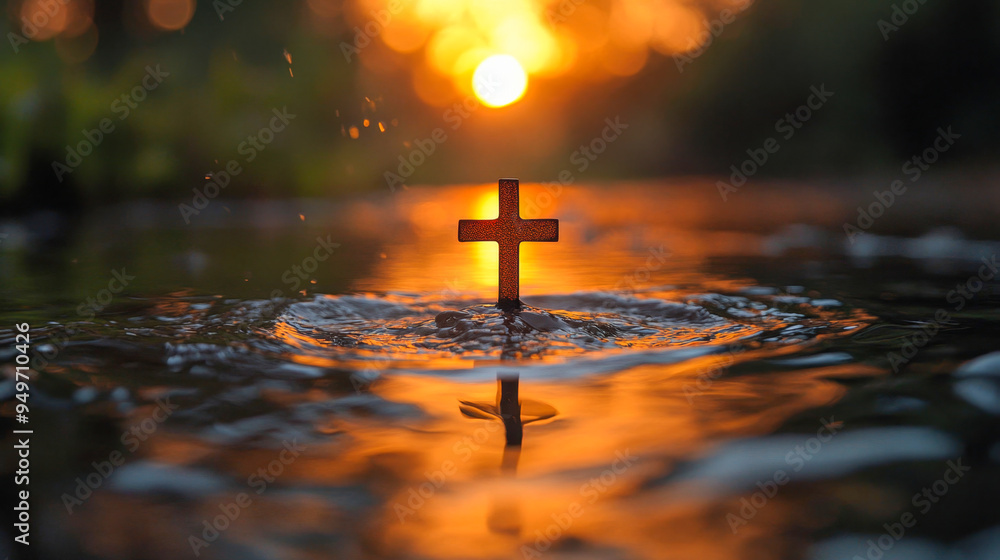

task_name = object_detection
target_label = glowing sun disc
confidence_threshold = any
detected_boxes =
[472,54,528,108]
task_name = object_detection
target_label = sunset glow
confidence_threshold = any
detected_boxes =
[472,55,528,108]
[333,0,728,106]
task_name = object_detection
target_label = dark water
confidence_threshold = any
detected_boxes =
[2,183,1000,560]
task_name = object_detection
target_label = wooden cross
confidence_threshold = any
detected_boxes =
[458,178,559,311]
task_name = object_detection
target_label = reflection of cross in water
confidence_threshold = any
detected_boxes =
[458,178,559,311]
[458,273,557,450]
[460,372,556,535]
[459,374,557,448]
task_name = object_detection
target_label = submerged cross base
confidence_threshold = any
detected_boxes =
[458,178,559,311]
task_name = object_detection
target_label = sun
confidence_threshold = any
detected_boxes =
[472,54,528,108]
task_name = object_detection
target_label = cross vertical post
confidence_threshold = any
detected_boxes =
[497,375,522,446]
[458,178,559,311]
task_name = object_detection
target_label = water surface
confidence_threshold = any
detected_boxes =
[2,182,999,560]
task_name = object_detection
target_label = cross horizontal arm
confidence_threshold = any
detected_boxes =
[456,178,561,311]
[518,219,558,242]
[458,219,498,242]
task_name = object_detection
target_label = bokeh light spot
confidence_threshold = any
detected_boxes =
[472,54,528,108]
[147,0,196,31]
[20,0,70,41]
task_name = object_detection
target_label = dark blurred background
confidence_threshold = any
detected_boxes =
[1,0,998,207]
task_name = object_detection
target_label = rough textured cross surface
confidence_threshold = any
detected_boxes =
[458,178,559,311]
